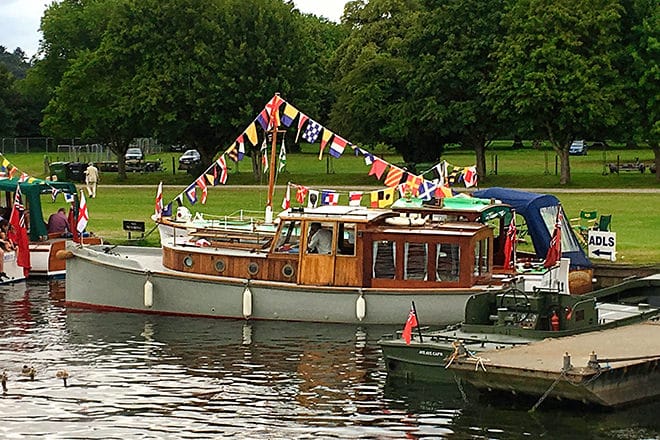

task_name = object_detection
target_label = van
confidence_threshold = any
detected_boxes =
[569,140,587,155]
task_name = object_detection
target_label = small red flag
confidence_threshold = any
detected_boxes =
[8,184,31,272]
[503,214,517,269]
[402,306,418,345]
[544,209,563,268]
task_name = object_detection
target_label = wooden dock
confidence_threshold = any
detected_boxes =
[449,320,660,407]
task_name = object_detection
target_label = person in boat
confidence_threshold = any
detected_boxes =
[307,222,332,254]
[0,220,15,279]
[47,207,72,238]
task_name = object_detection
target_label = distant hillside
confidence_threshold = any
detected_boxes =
[0,46,31,79]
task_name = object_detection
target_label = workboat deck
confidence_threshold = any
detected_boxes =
[449,320,660,407]
[456,320,660,371]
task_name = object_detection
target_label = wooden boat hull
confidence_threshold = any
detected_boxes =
[29,239,67,277]
[29,236,103,278]
[64,245,496,325]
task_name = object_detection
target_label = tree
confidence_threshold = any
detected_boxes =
[102,0,339,178]
[617,0,659,181]
[404,0,505,180]
[330,0,432,163]
[0,64,19,136]
[42,47,143,179]
[485,0,622,184]
[0,47,31,79]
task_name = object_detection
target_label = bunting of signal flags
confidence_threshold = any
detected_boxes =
[281,181,451,211]
[165,94,479,211]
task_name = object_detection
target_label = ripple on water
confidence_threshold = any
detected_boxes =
[1,281,659,439]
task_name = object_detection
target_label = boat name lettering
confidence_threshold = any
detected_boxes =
[418,350,443,357]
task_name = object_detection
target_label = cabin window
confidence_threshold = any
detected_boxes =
[404,243,427,280]
[373,240,396,279]
[274,220,301,253]
[338,223,356,256]
[436,243,460,281]
[473,238,490,276]
[306,222,334,255]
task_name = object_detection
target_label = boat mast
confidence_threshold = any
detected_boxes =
[265,93,281,224]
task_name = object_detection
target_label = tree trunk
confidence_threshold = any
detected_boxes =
[474,143,487,184]
[112,140,130,181]
[251,153,261,182]
[653,144,660,183]
[465,135,487,184]
[558,148,571,185]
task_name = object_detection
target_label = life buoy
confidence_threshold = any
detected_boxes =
[385,215,427,226]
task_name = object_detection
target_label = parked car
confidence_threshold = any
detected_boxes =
[569,140,587,155]
[178,149,201,170]
[125,147,144,161]
[169,144,186,152]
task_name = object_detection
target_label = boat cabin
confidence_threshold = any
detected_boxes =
[162,199,515,290]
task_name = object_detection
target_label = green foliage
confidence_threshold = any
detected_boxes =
[330,0,424,162]
[0,64,19,136]
[485,0,623,183]
[36,0,342,180]
[0,47,31,79]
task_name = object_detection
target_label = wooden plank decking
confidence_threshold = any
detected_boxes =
[449,320,660,407]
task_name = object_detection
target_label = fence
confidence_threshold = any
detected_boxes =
[1,137,55,154]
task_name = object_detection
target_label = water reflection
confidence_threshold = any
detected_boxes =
[0,280,658,439]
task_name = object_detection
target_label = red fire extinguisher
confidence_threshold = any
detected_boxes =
[551,311,560,331]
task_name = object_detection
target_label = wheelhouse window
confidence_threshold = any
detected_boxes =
[404,242,427,280]
[274,220,301,253]
[306,222,334,255]
[373,240,395,279]
[337,223,356,256]
[473,238,490,276]
[436,243,460,281]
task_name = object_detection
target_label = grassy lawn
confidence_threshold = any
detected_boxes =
[2,147,657,264]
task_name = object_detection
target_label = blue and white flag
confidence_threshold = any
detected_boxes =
[301,120,322,143]
[185,185,197,205]
[418,180,437,201]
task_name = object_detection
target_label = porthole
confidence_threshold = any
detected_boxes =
[282,264,295,278]
[247,262,259,275]
[183,256,194,268]
[215,259,226,273]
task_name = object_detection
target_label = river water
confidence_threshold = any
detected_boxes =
[1,280,659,439]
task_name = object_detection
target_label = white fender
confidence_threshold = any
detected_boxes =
[356,295,366,321]
[144,279,153,308]
[242,286,253,319]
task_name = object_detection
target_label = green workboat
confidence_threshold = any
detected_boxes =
[379,274,660,382]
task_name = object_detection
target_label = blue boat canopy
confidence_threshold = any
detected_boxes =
[473,187,591,269]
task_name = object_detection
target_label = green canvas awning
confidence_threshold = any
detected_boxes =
[0,178,77,241]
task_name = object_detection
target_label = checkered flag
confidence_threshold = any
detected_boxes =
[302,120,322,143]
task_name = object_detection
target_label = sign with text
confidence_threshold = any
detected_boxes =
[588,230,617,262]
